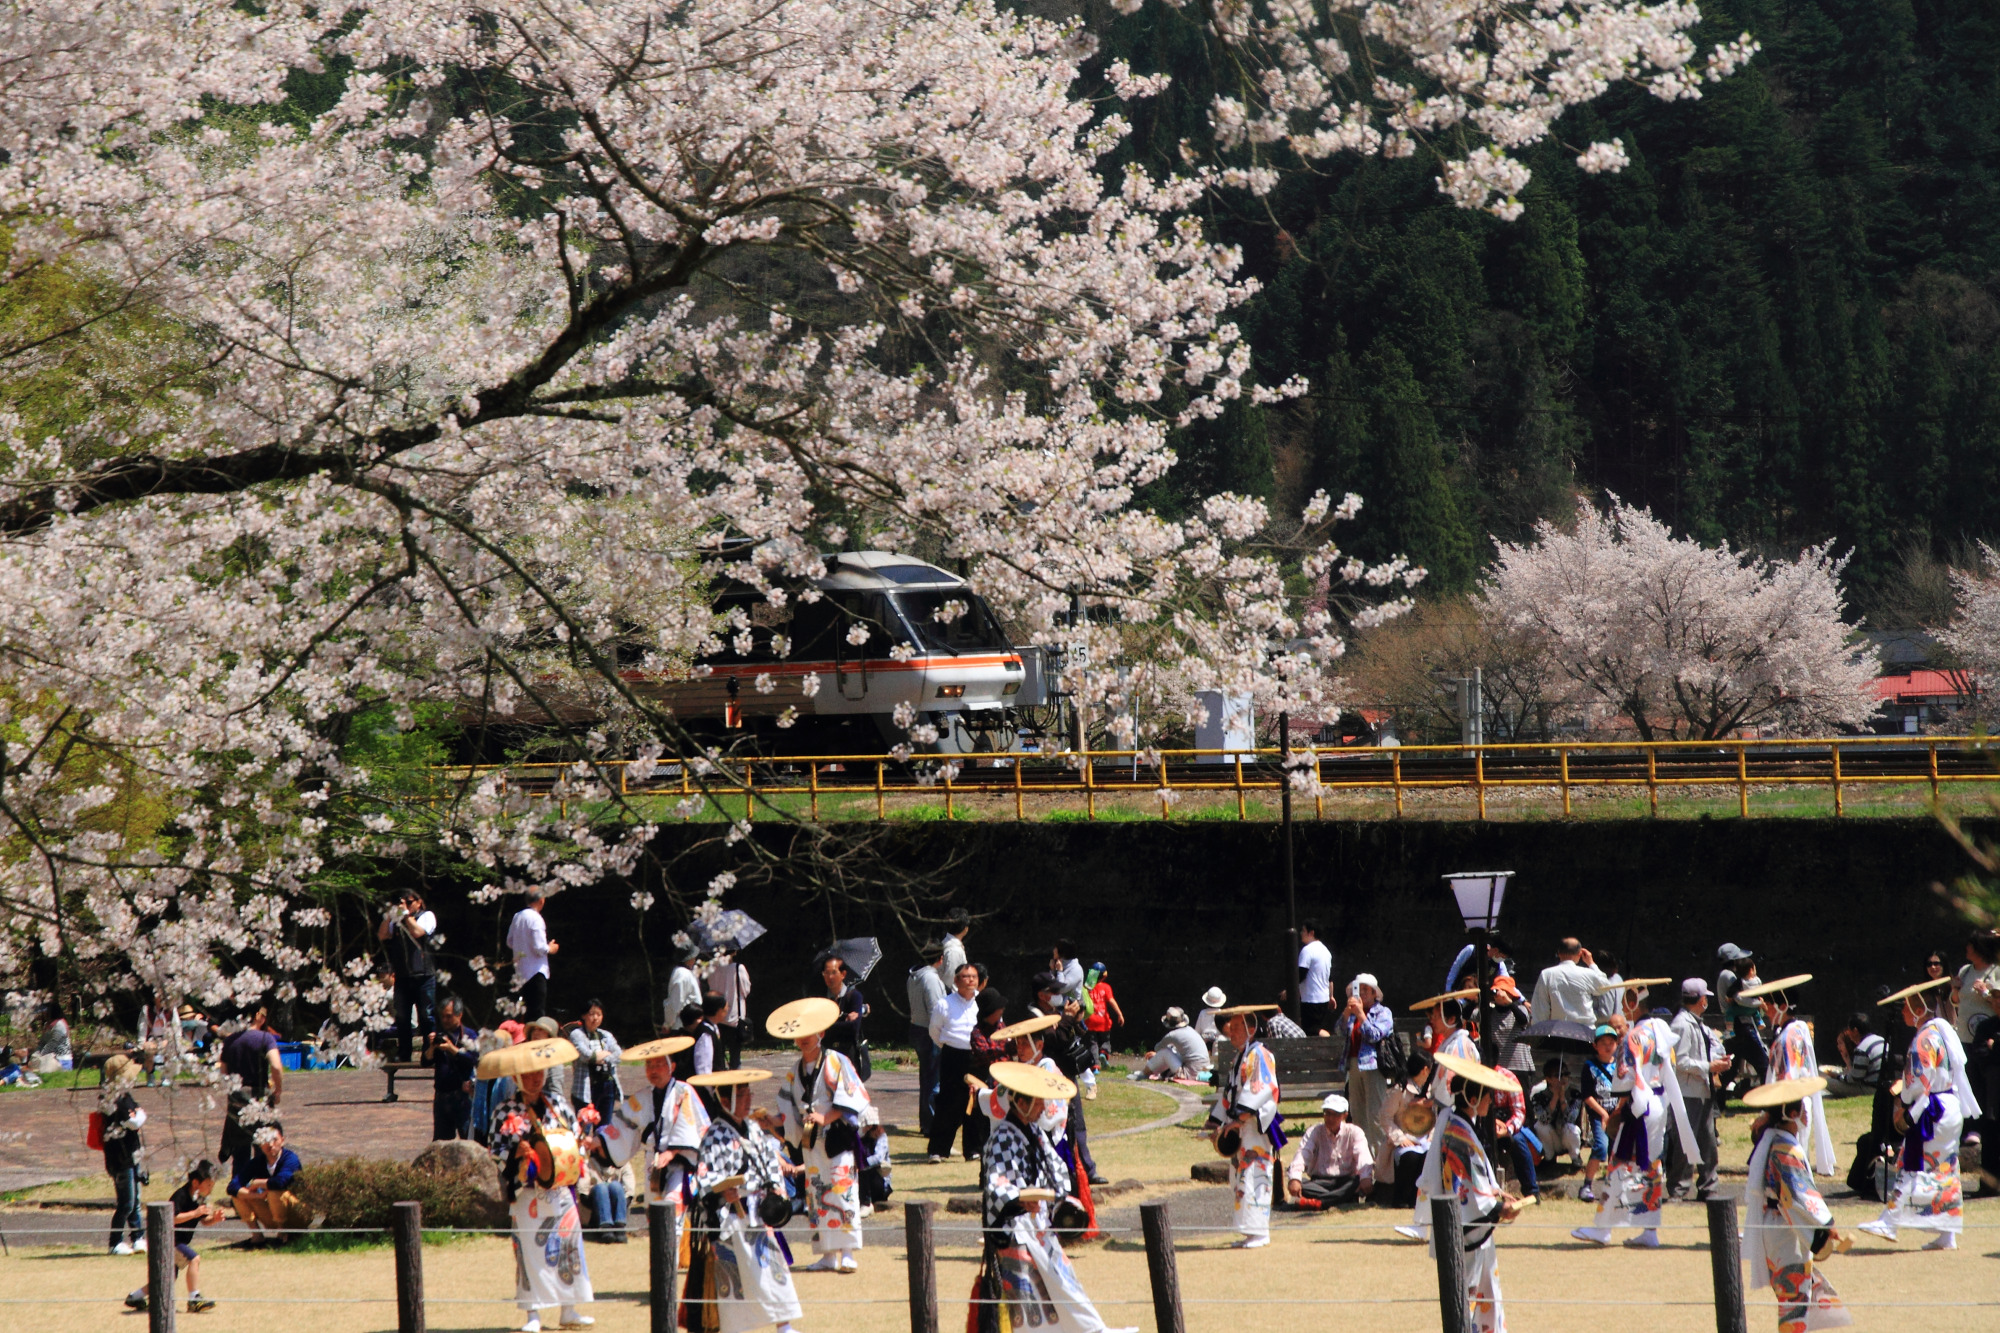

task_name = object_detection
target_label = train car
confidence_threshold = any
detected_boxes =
[631,551,1033,754]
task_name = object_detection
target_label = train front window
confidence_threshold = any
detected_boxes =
[892,591,1011,655]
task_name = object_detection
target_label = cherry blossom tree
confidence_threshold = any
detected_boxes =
[1939,545,2000,719]
[1481,499,1877,740]
[0,0,1752,1039]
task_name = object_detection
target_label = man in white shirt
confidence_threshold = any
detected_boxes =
[505,892,558,1021]
[1529,938,1608,1027]
[906,941,949,1133]
[1297,921,1334,1035]
[924,963,982,1163]
[1286,1093,1374,1206]
[663,942,702,1033]
[934,909,970,991]
[1666,978,1730,1199]
[702,956,750,1070]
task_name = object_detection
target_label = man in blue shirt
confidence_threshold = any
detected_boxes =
[230,1126,305,1246]
[427,994,482,1140]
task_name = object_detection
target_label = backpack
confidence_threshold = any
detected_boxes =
[86,1110,105,1151]
[1374,1028,1410,1079]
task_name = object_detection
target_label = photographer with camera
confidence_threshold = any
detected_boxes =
[377,887,439,1063]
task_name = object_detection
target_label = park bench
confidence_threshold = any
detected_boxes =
[379,1060,426,1102]
[1215,1017,1432,1099]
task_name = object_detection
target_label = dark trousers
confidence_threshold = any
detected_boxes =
[1391,1148,1425,1206]
[109,1166,142,1248]
[391,974,437,1063]
[1299,1001,1334,1036]
[927,1046,985,1159]
[433,1088,474,1141]
[519,973,549,1025]
[1297,1173,1362,1206]
[1499,1133,1539,1197]
[719,1022,744,1071]
[1067,1089,1097,1178]
[1665,1095,1720,1196]
[910,1026,939,1133]
[1722,1019,1767,1101]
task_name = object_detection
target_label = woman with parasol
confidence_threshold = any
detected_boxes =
[482,1036,602,1333]
[682,1068,804,1333]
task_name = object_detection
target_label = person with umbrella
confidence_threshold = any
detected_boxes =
[771,997,872,1273]
[817,953,870,1078]
[482,1036,602,1333]
[683,1068,804,1333]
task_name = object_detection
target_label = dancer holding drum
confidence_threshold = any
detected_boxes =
[684,1068,804,1333]
[483,1035,601,1333]
[771,996,872,1273]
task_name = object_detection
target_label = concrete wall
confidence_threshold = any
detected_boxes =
[423,818,1988,1052]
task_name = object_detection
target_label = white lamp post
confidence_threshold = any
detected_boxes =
[1443,872,1513,1074]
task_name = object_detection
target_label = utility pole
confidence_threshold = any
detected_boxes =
[1280,711,1299,1023]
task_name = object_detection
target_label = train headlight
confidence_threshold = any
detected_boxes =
[1002,682,1021,696]
[935,684,966,699]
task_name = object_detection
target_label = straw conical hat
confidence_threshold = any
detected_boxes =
[1432,1049,1513,1092]
[476,1036,577,1080]
[1741,1076,1828,1108]
[766,997,841,1040]
[1595,976,1672,996]
[992,1014,1061,1042]
[1407,988,1480,1012]
[686,1068,774,1088]
[1211,1003,1281,1017]
[1737,974,1811,1000]
[989,1060,1077,1101]
[1877,976,1952,1007]
[621,1036,696,1062]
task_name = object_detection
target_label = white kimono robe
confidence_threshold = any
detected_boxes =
[1745,1128,1849,1333]
[1408,1028,1480,1237]
[1879,1016,1981,1235]
[603,1074,711,1246]
[489,1090,594,1314]
[1583,1016,1698,1237]
[1211,1039,1280,1239]
[780,1048,871,1255]
[977,1114,1109,1333]
[1433,1112,1507,1333]
[689,1116,803,1333]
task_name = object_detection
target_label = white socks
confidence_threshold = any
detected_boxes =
[1922,1232,1956,1251]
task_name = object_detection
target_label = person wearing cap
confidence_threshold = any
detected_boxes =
[1667,978,1730,1201]
[486,1038,602,1332]
[1341,973,1395,1162]
[684,1068,803,1333]
[973,1061,1128,1333]
[1741,1078,1850,1333]
[1421,1053,1527,1333]
[906,939,949,1134]
[771,996,872,1273]
[1207,1005,1283,1248]
[1576,1023,1619,1203]
[1745,975,1837,1175]
[1131,1008,1210,1081]
[1572,984,1699,1249]
[1715,944,1767,1101]
[1286,1093,1373,1207]
[1858,977,1982,1250]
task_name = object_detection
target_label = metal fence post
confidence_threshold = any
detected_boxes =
[1139,1202,1185,1333]
[146,1200,176,1333]
[1430,1195,1470,1333]
[649,1200,679,1333]
[1706,1196,1748,1333]
[392,1200,425,1333]
[905,1201,939,1333]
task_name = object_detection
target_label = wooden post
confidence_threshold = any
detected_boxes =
[1831,742,1843,817]
[1430,1195,1470,1333]
[1393,749,1404,818]
[392,1200,425,1333]
[146,1200,176,1333]
[1647,745,1659,816]
[650,1201,679,1333]
[1139,1203,1186,1333]
[1738,744,1749,818]
[1706,1197,1748,1333]
[905,1201,939,1333]
[1560,747,1572,816]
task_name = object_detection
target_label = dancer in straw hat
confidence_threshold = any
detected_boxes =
[1741,1077,1850,1333]
[1571,979,1698,1250]
[1741,975,1837,1174]
[683,1069,804,1333]
[770,996,872,1273]
[1857,975,1982,1250]
[1427,1050,1529,1333]
[970,1013,1097,1239]
[973,1061,1133,1333]
[1206,1003,1284,1248]
[1394,989,1478,1241]
[597,1035,706,1244]
[482,1036,601,1332]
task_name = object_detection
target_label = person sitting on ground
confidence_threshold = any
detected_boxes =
[1529,1058,1585,1168]
[1130,1007,1211,1082]
[1822,1012,1887,1099]
[34,1001,73,1071]
[580,1131,634,1243]
[230,1125,306,1246]
[1579,1025,1618,1203]
[126,1160,225,1314]
[1286,1093,1374,1207]
[1264,1004,1309,1040]
[1376,1052,1436,1207]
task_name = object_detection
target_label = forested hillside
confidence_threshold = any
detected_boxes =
[1093,0,2000,600]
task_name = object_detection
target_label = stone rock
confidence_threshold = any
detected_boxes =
[1189,1161,1230,1184]
[411,1139,508,1228]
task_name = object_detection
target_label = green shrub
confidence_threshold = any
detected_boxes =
[293,1157,498,1242]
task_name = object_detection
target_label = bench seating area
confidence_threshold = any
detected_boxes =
[1215,1016,1432,1098]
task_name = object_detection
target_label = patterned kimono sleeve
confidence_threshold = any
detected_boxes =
[816,1050,871,1121]
[489,1095,534,1162]
[1440,1117,1504,1223]
[744,1124,791,1195]
[1770,1140,1833,1229]
[981,1121,1040,1228]
[1236,1044,1280,1131]
[1773,1023,1815,1082]
[777,1067,807,1149]
[1035,1057,1068,1137]
[1901,1025,1948,1105]
[663,1082,711,1152]
[538,1090,582,1133]
[694,1120,748,1194]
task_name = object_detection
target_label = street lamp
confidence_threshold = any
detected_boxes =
[1442,871,1513,1070]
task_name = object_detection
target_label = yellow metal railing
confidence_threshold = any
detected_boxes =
[422,735,2000,822]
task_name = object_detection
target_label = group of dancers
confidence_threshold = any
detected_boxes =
[471,963,1981,1333]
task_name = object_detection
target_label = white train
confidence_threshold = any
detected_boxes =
[631,551,1043,754]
